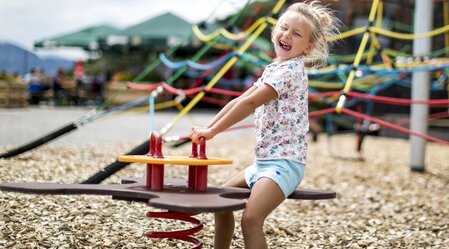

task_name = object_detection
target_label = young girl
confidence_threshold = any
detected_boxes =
[189,1,339,248]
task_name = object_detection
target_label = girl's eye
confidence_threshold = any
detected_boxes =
[294,32,301,37]
[280,26,287,31]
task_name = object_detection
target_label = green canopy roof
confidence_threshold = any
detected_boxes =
[34,25,119,50]
[114,12,192,46]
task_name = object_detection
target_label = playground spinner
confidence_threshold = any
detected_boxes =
[0,133,336,248]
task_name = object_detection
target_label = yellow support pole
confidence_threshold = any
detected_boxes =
[367,0,383,64]
[444,0,449,56]
[336,0,380,113]
[272,0,285,14]
[175,102,197,126]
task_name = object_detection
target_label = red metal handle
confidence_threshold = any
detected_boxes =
[190,137,207,159]
[147,132,156,156]
[153,133,164,158]
[190,142,198,158]
[198,137,207,159]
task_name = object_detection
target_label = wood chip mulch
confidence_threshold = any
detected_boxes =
[1,134,448,248]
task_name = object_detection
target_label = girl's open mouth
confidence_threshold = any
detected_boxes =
[279,41,291,51]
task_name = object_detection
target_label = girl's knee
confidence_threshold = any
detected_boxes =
[241,210,264,231]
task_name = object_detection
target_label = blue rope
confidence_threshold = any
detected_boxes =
[159,51,268,70]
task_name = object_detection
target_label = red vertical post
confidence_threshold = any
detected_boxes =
[151,133,164,191]
[196,137,208,191]
[151,164,164,190]
[146,164,152,187]
[195,167,208,192]
[188,142,198,189]
[188,166,196,190]
[146,132,156,187]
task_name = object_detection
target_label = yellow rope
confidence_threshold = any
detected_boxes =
[196,4,447,46]
[266,17,278,26]
[309,74,391,90]
[309,81,344,89]
[336,0,380,113]
[369,25,449,40]
[330,27,366,41]
[203,40,235,50]
[192,17,267,42]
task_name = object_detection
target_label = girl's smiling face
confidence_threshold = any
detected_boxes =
[272,11,315,63]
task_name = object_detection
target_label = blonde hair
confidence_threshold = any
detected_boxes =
[278,0,340,67]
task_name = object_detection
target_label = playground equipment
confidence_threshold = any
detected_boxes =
[0,133,336,248]
[1,0,448,177]
[2,1,449,246]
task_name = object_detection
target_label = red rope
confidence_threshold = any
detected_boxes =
[201,96,230,106]
[429,111,449,120]
[161,83,179,94]
[341,108,449,146]
[183,87,204,95]
[126,82,449,146]
[161,83,203,95]
[207,87,242,97]
[127,82,161,91]
[346,91,449,106]
[309,107,337,117]
[396,111,449,126]
[126,80,449,110]
[309,91,340,99]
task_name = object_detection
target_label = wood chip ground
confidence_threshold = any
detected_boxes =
[1,134,448,248]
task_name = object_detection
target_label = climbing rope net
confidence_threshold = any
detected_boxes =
[2,0,448,160]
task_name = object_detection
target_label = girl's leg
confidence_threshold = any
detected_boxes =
[241,177,285,249]
[214,170,248,249]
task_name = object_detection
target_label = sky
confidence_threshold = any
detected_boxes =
[0,0,246,60]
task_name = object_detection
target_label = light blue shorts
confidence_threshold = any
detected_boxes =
[244,159,305,198]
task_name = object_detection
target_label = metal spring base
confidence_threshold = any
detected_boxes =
[146,211,203,249]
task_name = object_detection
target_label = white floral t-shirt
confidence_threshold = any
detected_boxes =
[253,56,309,164]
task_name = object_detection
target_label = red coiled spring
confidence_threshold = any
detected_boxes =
[146,211,203,248]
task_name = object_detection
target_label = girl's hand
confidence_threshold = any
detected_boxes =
[189,126,215,144]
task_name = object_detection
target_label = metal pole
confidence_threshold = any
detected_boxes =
[410,0,433,172]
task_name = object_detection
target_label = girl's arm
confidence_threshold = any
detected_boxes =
[189,84,277,143]
[206,86,257,128]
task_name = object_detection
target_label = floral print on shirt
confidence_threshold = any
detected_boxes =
[253,56,309,164]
